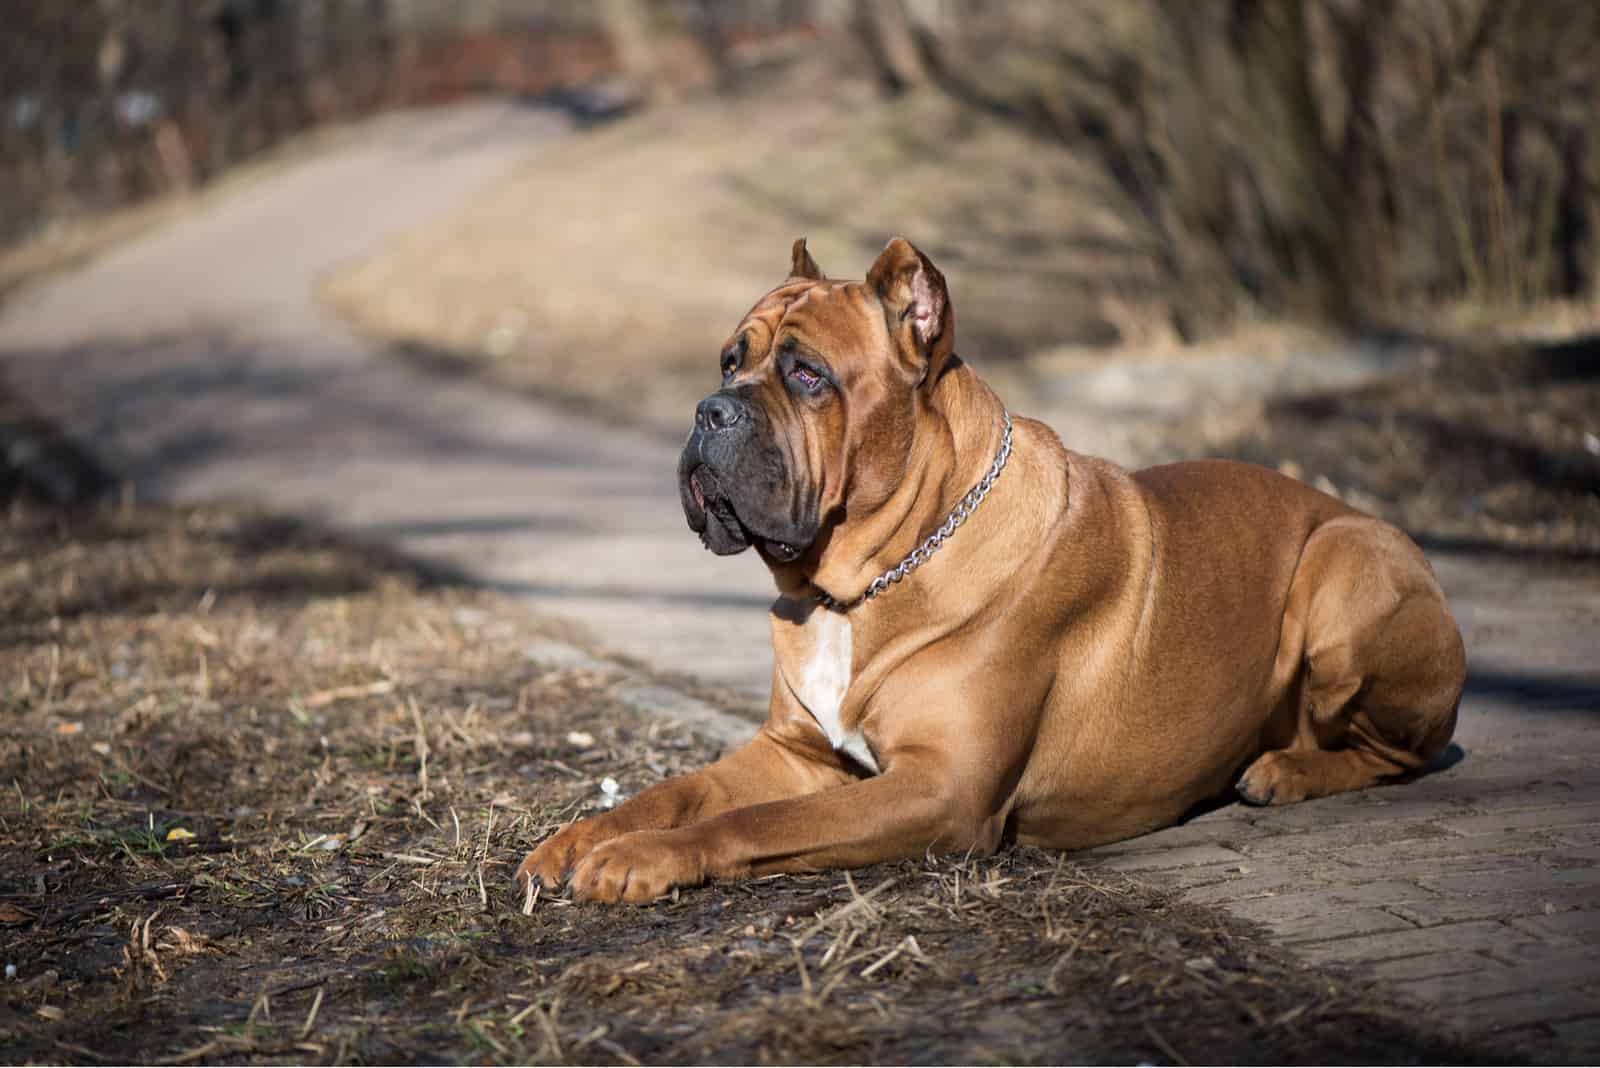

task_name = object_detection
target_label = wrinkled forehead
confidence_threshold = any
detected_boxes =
[734,280,880,362]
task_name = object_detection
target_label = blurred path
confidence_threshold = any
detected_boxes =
[0,100,778,706]
[1,96,1597,1057]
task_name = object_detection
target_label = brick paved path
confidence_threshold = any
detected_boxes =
[3,100,1597,1061]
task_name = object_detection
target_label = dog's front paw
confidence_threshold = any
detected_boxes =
[568,830,706,904]
[1236,751,1310,806]
[515,816,620,892]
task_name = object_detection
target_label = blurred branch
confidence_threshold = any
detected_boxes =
[853,0,929,94]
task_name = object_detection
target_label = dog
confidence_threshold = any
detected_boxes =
[515,237,1464,903]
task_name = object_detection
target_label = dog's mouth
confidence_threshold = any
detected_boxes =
[685,465,802,562]
[762,538,802,563]
[689,467,708,512]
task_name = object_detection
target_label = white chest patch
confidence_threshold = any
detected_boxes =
[791,609,878,774]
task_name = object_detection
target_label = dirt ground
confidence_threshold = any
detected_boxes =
[0,491,1519,1065]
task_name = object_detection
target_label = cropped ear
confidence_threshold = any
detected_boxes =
[789,237,825,281]
[865,237,954,383]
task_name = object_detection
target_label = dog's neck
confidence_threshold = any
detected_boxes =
[795,360,1011,609]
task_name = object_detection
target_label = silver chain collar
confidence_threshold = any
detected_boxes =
[817,409,1013,611]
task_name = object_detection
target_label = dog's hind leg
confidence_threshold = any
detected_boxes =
[1237,517,1465,807]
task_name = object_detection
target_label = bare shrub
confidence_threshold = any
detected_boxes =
[907,0,1599,333]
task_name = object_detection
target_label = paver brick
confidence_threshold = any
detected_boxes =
[1337,829,1562,868]
[1498,936,1600,966]
[1345,852,1561,884]
[1269,906,1419,944]
[1220,879,1432,923]
[1397,771,1600,811]
[1294,920,1541,966]
[1388,885,1600,927]
[1177,859,1361,904]
[1395,946,1600,1004]
[1508,910,1600,943]
[1225,791,1394,832]
[1154,859,1258,891]
[1441,987,1600,1033]
[1437,800,1600,837]
[1420,864,1600,898]
[1237,821,1453,860]
[1368,950,1497,983]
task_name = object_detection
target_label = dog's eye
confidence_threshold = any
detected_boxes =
[787,363,823,392]
[720,336,747,380]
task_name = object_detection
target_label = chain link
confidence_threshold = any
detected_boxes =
[819,409,1013,611]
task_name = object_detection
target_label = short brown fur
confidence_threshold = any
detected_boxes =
[517,239,1465,903]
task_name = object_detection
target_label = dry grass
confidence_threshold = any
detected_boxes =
[0,495,1514,1063]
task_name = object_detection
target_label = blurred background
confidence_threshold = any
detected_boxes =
[2,0,1597,555]
[5,1,1596,313]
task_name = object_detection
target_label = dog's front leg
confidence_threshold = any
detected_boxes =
[515,684,853,893]
[567,752,1000,902]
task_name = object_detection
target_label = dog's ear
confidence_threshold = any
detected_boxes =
[789,237,825,281]
[866,237,954,383]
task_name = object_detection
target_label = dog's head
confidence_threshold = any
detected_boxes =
[678,237,958,590]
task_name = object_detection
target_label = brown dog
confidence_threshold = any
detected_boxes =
[515,237,1464,903]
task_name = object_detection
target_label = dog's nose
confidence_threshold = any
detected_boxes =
[696,393,746,433]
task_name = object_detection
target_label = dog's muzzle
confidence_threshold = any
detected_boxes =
[678,389,811,562]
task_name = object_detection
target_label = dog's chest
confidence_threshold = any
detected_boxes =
[790,609,878,773]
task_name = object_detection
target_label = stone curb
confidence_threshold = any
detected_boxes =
[523,638,759,749]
